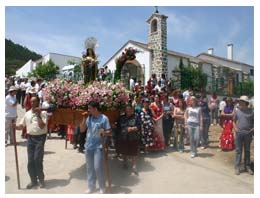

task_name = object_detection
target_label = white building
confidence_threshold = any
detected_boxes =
[16,52,81,77]
[103,10,254,94]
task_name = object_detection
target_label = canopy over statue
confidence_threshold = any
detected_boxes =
[82,37,98,84]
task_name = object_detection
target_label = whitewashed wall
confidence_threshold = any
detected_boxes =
[16,60,36,77]
[44,53,81,71]
[167,55,189,79]
[198,54,253,81]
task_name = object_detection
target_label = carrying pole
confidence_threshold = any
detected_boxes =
[12,120,21,189]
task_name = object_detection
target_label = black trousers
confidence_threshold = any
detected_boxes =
[27,134,46,183]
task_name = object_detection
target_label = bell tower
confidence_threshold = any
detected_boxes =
[147,7,168,79]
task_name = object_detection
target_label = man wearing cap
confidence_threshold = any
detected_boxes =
[5,86,18,146]
[233,95,254,175]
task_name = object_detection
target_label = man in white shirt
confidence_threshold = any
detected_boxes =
[20,78,29,108]
[5,86,18,146]
[14,97,47,189]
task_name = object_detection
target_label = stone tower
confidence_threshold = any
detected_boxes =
[147,8,168,80]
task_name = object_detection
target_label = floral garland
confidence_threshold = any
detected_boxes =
[43,79,129,111]
[114,47,140,82]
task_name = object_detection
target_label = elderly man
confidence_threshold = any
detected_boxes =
[5,86,18,146]
[233,95,254,175]
[14,97,47,189]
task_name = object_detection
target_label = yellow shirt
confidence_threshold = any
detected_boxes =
[20,109,47,135]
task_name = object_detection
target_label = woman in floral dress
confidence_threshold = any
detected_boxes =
[140,98,154,152]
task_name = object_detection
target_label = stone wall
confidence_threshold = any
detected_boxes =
[148,13,168,80]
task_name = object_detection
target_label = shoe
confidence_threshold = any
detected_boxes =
[73,145,78,149]
[132,168,139,176]
[178,149,184,153]
[191,153,196,158]
[235,168,240,175]
[85,188,95,194]
[78,149,84,153]
[246,167,254,175]
[200,146,205,150]
[26,182,38,189]
[100,188,106,194]
[39,180,45,188]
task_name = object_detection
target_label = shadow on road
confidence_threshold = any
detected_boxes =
[44,151,56,155]
[68,163,86,181]
[5,175,10,182]
[198,153,214,158]
[110,185,132,194]
[45,179,70,189]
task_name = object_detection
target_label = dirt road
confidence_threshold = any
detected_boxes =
[5,105,254,194]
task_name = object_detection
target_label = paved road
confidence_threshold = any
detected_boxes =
[5,105,254,194]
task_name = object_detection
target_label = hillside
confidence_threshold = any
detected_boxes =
[5,39,42,76]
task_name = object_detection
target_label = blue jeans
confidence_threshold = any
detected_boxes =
[235,132,252,169]
[27,134,46,183]
[188,125,200,155]
[85,148,105,190]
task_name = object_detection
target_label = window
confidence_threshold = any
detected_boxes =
[250,69,254,76]
[151,19,157,33]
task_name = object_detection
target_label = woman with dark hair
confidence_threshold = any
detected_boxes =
[174,98,186,152]
[161,94,174,147]
[82,48,98,83]
[219,97,235,150]
[115,104,141,175]
[140,98,154,152]
[198,96,211,149]
[150,94,165,150]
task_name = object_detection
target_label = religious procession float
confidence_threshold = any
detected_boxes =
[42,37,138,126]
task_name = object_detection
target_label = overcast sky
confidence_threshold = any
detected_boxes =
[5,6,254,66]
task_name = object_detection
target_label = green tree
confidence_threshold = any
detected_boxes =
[27,60,59,80]
[235,80,254,97]
[180,63,207,92]
[5,38,42,76]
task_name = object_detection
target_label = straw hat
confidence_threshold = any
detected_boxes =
[238,95,250,104]
[29,87,37,94]
[8,86,18,92]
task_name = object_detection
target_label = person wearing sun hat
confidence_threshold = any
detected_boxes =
[5,86,18,146]
[233,95,254,175]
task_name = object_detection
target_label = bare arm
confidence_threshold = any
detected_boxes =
[80,117,87,133]
[184,108,188,127]
[199,108,203,131]
[15,123,25,131]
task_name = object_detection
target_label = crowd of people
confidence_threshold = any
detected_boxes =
[5,74,254,193]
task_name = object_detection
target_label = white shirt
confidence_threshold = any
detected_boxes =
[154,84,162,92]
[183,90,190,101]
[5,94,17,118]
[19,110,47,135]
[35,83,40,92]
[20,81,27,91]
[219,101,226,111]
[130,78,135,90]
